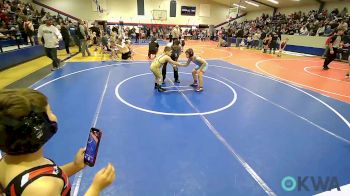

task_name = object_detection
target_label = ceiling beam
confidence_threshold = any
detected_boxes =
[214,13,247,28]
[249,0,277,9]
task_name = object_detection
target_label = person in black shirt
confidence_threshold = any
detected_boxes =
[146,27,151,39]
[269,32,279,54]
[259,30,266,50]
[276,28,282,41]
[323,28,345,70]
[90,25,101,38]
[287,27,295,35]
[60,22,71,55]
[148,37,159,59]
[235,29,243,47]
[331,8,339,17]
[162,40,181,83]
[69,22,81,52]
[112,25,118,33]
[89,25,100,49]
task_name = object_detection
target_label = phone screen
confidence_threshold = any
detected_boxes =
[84,128,102,167]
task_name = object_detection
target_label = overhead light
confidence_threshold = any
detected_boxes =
[233,3,247,9]
[267,0,279,4]
[245,0,260,7]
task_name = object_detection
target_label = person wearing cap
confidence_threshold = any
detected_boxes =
[38,18,62,71]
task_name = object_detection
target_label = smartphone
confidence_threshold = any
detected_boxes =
[84,128,102,167]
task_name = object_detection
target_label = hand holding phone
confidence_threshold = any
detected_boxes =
[84,128,102,167]
[74,148,86,169]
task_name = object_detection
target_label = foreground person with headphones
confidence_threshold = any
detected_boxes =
[0,89,115,196]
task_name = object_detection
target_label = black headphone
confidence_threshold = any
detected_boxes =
[0,111,58,155]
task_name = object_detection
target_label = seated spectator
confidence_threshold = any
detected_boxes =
[3,1,11,13]
[218,37,229,47]
[338,19,348,30]
[340,7,348,17]
[331,8,340,17]
[246,34,253,48]
[0,88,116,196]
[316,23,325,36]
[324,25,334,36]
[300,25,309,35]
[221,7,348,40]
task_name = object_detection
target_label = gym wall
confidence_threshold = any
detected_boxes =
[244,1,349,21]
[244,9,274,21]
[35,0,230,26]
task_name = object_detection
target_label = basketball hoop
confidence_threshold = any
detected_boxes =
[152,10,167,21]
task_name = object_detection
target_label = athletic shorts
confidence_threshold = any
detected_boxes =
[195,63,208,72]
[150,66,162,80]
[122,51,131,60]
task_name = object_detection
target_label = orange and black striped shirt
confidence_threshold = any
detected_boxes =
[1,163,71,196]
